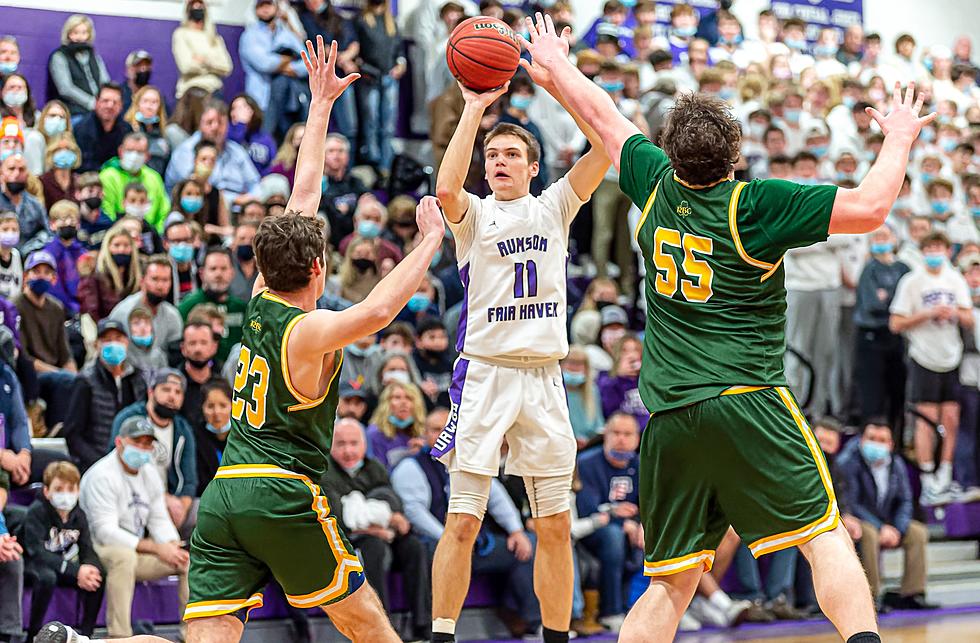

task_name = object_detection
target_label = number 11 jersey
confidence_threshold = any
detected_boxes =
[449,176,586,363]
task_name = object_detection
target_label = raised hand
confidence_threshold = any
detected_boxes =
[302,35,360,104]
[459,80,510,111]
[416,195,446,240]
[866,81,936,144]
[517,12,571,71]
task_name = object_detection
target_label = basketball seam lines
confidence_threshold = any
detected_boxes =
[452,33,521,55]
[449,42,518,74]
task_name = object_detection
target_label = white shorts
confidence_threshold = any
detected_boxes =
[431,357,577,477]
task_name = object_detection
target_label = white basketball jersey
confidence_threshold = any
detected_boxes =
[448,177,585,362]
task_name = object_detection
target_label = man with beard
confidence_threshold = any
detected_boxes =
[109,255,183,353]
[178,247,246,362]
[178,321,221,433]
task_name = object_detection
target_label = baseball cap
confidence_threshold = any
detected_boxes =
[958,251,980,271]
[150,367,187,391]
[25,250,56,272]
[600,305,628,328]
[97,318,128,338]
[339,382,368,400]
[119,416,156,440]
[125,49,152,66]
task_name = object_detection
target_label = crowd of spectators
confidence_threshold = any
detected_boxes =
[0,0,979,640]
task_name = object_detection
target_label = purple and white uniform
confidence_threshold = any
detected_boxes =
[432,177,584,477]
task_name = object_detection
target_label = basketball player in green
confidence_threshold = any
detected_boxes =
[35,37,444,643]
[521,14,936,643]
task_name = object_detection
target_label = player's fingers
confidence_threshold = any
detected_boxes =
[560,26,572,41]
[534,11,545,36]
[919,111,938,126]
[518,58,532,74]
[305,39,316,66]
[904,80,915,107]
[866,106,884,125]
[326,39,338,73]
[300,50,313,77]
[890,82,902,109]
[912,93,925,115]
[545,13,557,35]
[516,33,531,51]
[340,73,360,91]
[523,16,537,42]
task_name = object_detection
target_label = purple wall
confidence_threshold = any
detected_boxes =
[5,6,245,106]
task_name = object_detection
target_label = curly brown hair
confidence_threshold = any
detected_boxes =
[660,93,741,186]
[254,214,327,293]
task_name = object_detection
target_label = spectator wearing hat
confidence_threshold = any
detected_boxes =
[320,133,368,247]
[110,368,197,532]
[15,250,76,427]
[64,318,147,472]
[592,304,629,373]
[41,199,86,315]
[172,0,234,100]
[0,211,22,301]
[79,415,189,638]
[109,254,183,353]
[74,83,133,173]
[338,381,371,424]
[99,132,171,233]
[178,247,245,362]
[0,151,47,248]
[47,15,111,119]
[120,49,155,113]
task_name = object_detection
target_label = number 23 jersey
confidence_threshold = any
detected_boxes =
[449,176,586,362]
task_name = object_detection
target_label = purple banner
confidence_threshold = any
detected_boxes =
[770,0,864,42]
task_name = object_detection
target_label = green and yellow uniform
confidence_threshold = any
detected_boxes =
[619,134,841,576]
[184,290,362,622]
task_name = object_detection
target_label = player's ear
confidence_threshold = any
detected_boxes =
[529,160,540,178]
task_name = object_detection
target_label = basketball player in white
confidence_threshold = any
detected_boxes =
[429,59,611,643]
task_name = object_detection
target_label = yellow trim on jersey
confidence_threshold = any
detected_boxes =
[760,257,784,282]
[644,549,716,577]
[183,592,264,621]
[728,182,784,282]
[260,290,297,308]
[634,177,664,242]
[672,174,730,190]
[721,385,771,396]
[279,314,344,412]
[747,387,839,558]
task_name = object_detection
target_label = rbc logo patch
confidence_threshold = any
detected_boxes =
[676,200,692,217]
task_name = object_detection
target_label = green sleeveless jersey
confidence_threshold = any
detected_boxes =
[618,135,837,414]
[220,290,342,479]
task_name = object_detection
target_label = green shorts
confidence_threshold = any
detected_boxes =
[184,465,364,622]
[640,386,838,576]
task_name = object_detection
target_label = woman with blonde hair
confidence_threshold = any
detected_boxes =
[334,236,380,303]
[171,0,233,99]
[123,85,170,174]
[561,345,604,447]
[266,122,305,187]
[366,381,427,470]
[77,219,142,320]
[597,334,650,431]
[37,100,73,146]
[39,134,81,206]
[48,14,110,118]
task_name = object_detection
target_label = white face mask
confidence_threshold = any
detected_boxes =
[125,203,150,218]
[50,491,79,512]
[382,369,411,385]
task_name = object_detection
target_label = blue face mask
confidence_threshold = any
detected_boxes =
[931,199,950,215]
[0,61,16,74]
[357,220,381,239]
[607,448,635,462]
[388,414,414,430]
[28,278,52,296]
[52,149,77,169]
[673,26,697,39]
[598,80,625,94]
[509,94,533,111]
[346,343,368,357]
[169,242,194,264]
[836,171,853,183]
[121,444,153,470]
[134,112,160,125]
[870,242,894,255]
[131,333,153,348]
[809,145,828,158]
[860,440,891,465]
[939,138,958,153]
[924,253,945,269]
[563,371,586,387]
[920,128,936,143]
[181,196,203,213]
[718,87,736,101]
[784,37,807,51]
[206,421,231,435]
[920,171,935,184]
[43,116,66,136]
[719,34,743,46]
[407,292,430,313]
[784,109,802,124]
[321,175,328,193]
[814,44,837,58]
[430,248,443,268]
[842,96,857,109]
[101,341,127,366]
[971,206,980,218]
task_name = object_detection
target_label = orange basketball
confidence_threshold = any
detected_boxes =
[446,16,521,92]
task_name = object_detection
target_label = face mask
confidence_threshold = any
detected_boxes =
[563,371,586,387]
[509,94,533,111]
[601,328,625,347]
[773,67,792,80]
[814,44,837,58]
[796,177,818,185]
[718,87,736,102]
[146,291,167,306]
[972,286,980,298]
[168,242,194,263]
[672,26,697,39]
[153,400,179,420]
[52,149,77,169]
[101,341,127,366]
[0,231,18,248]
[607,448,634,462]
[43,116,67,136]
[719,34,742,46]
[347,343,368,357]
[186,356,212,369]
[598,80,625,94]
[939,137,957,153]
[28,278,51,296]
[135,111,159,125]
[357,220,381,239]
[5,181,26,195]
[50,491,79,512]
[809,145,828,158]
[931,200,950,215]
[0,62,16,74]
[134,70,151,87]
[258,13,276,24]
[784,109,801,124]
[83,196,102,211]
[120,150,146,174]
[125,203,150,218]
[835,171,853,183]
[749,122,767,139]
[784,37,807,51]
[841,96,857,109]
[972,206,980,218]
[407,292,430,313]
[870,242,893,255]
[131,333,153,348]
[189,7,206,21]
[236,244,255,262]
[112,252,132,267]
[121,444,153,470]
[179,195,203,214]
[57,225,77,240]
[388,414,414,430]
[924,253,945,269]
[2,91,27,108]
[860,440,890,465]
[194,163,213,180]
[206,421,231,435]
[919,128,935,143]
[351,257,375,273]
[341,460,365,477]
[383,369,411,385]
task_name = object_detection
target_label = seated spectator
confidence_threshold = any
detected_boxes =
[111,369,197,533]
[562,345,604,447]
[386,195,420,254]
[126,305,167,374]
[42,199,85,315]
[178,320,221,433]
[39,134,81,207]
[375,350,423,396]
[228,94,277,174]
[332,236,381,304]
[109,254,183,352]
[47,15,110,119]
[576,413,642,628]
[74,172,114,250]
[267,122,303,188]
[838,419,934,610]
[338,382,371,423]
[78,220,141,321]
[229,220,258,303]
[339,194,405,265]
[15,251,76,427]
[0,211,21,300]
[37,100,73,148]
[391,408,539,634]
[379,322,415,355]
[0,465,24,643]
[162,216,199,305]
[171,0,234,100]
[1,73,45,174]
[413,316,452,408]
[99,132,170,232]
[322,419,431,641]
[366,381,427,471]
[186,139,233,242]
[80,416,189,638]
[320,133,368,247]
[22,461,104,640]
[394,272,442,329]
[0,152,47,248]
[74,83,132,173]
[193,378,232,498]
[340,329,383,392]
[64,319,147,471]
[0,349,30,487]
[123,85,171,176]
[178,247,245,362]
[165,97,259,202]
[116,209,164,257]
[590,303,629,374]
[598,334,649,431]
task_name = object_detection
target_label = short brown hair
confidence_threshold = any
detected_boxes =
[660,93,741,186]
[921,232,951,249]
[255,214,327,293]
[43,460,80,487]
[483,123,541,165]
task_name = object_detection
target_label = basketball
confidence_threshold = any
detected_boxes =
[446,16,521,92]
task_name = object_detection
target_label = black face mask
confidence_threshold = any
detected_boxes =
[236,244,255,262]
[58,225,77,241]
[134,70,151,87]
[65,42,92,54]
[185,355,213,370]
[351,258,375,273]
[257,13,276,23]
[594,300,616,311]
[189,7,206,21]
[83,196,102,211]
[112,253,131,267]
[145,291,167,306]
[153,400,179,420]
[4,181,25,195]
[204,287,229,301]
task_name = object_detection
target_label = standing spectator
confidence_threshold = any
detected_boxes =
[74,83,132,173]
[177,247,245,362]
[39,134,82,207]
[165,88,207,152]
[854,225,910,431]
[838,420,934,610]
[239,0,310,139]
[890,232,973,505]
[78,220,141,321]
[42,199,85,315]
[64,319,147,471]
[320,133,368,246]
[79,416,189,638]
[0,152,48,247]
[0,211,21,300]
[177,320,220,433]
[119,49,154,112]
[366,381,427,471]
[598,335,649,432]
[123,86,171,176]
[192,378,232,497]
[109,254,183,353]
[99,132,171,232]
[498,76,549,193]
[171,0,234,100]
[354,0,405,174]
[227,94,277,174]
[22,461,104,641]
[229,220,258,303]
[47,15,110,118]
[562,345,604,447]
[958,253,980,494]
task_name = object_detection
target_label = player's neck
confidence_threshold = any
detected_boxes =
[268,287,316,312]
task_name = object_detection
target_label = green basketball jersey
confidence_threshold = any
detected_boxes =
[618,134,837,414]
[220,290,342,480]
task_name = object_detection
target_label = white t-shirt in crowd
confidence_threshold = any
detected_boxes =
[0,249,22,301]
[890,265,972,372]
[151,421,174,487]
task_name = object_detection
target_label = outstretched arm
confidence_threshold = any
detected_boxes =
[285,36,360,218]
[829,82,935,234]
[435,82,509,223]
[520,13,641,172]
